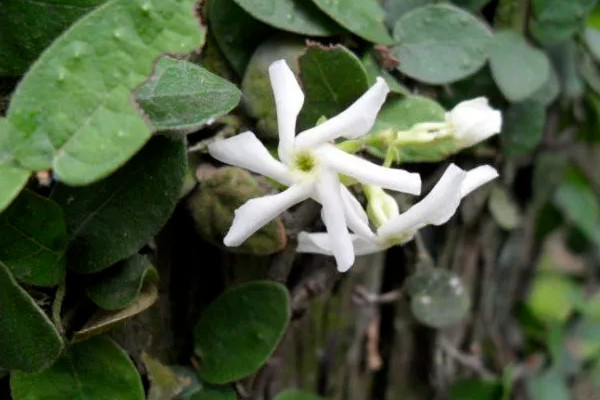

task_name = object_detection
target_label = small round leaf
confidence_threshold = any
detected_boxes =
[392,4,492,84]
[194,281,290,384]
[406,269,470,328]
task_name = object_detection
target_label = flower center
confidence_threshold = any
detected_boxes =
[293,151,318,173]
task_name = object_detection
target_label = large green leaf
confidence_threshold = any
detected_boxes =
[86,254,158,310]
[194,281,290,384]
[0,118,29,213]
[6,0,204,185]
[52,136,186,273]
[501,100,546,157]
[0,190,67,286]
[298,44,370,129]
[309,0,394,44]
[135,57,241,132]
[490,31,551,102]
[0,0,106,76]
[231,0,338,36]
[11,336,144,400]
[392,4,492,84]
[0,261,63,372]
[208,0,273,76]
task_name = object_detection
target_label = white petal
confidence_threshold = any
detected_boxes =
[208,131,292,185]
[460,165,498,197]
[224,184,311,246]
[378,164,466,238]
[315,170,355,272]
[297,233,384,260]
[269,60,304,163]
[446,97,502,148]
[317,145,421,195]
[294,78,390,149]
[340,185,376,238]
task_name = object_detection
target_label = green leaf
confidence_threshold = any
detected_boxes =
[73,282,158,342]
[298,44,370,129]
[6,0,204,185]
[382,0,435,27]
[526,368,571,400]
[142,353,189,400]
[584,27,600,61]
[489,31,551,102]
[549,40,585,100]
[0,261,63,372]
[189,166,287,255]
[554,167,600,247]
[528,64,560,106]
[241,36,305,139]
[0,118,30,213]
[0,0,106,76]
[11,336,144,400]
[190,386,237,400]
[449,379,501,400]
[208,0,273,76]
[530,0,597,45]
[135,57,241,133]
[488,186,522,230]
[406,268,470,328]
[526,273,581,323]
[194,281,290,384]
[361,51,410,95]
[0,190,67,286]
[392,4,492,84]
[52,136,186,273]
[231,0,338,36]
[274,390,326,400]
[309,0,394,44]
[501,100,546,157]
[86,254,158,310]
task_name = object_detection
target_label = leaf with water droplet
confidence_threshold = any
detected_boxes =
[392,4,492,84]
[5,0,205,185]
[406,268,470,328]
[194,281,290,384]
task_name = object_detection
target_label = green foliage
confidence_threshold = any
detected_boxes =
[0,119,29,213]
[194,281,291,384]
[274,389,326,400]
[530,0,597,45]
[208,0,273,75]
[189,166,287,255]
[501,100,546,157]
[190,386,237,400]
[298,44,369,128]
[231,0,338,36]
[86,254,158,310]
[10,336,144,400]
[406,268,471,328]
[0,0,106,76]
[526,273,582,323]
[309,0,394,44]
[52,136,186,273]
[490,31,551,102]
[0,261,63,372]
[392,4,492,84]
[5,0,205,186]
[449,379,501,400]
[0,190,67,286]
[135,57,241,132]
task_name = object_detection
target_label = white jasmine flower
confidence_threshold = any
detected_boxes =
[393,97,502,149]
[297,164,498,259]
[208,60,421,272]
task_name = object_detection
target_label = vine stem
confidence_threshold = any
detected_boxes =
[52,280,66,334]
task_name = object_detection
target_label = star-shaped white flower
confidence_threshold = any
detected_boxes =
[297,164,498,257]
[208,60,421,271]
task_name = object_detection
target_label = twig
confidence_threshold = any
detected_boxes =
[52,280,66,334]
[439,337,496,379]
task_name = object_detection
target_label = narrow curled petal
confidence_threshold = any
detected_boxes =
[294,78,390,149]
[446,97,502,148]
[460,165,499,197]
[318,145,421,195]
[297,232,384,257]
[315,171,355,272]
[378,164,466,238]
[269,60,305,163]
[208,131,293,185]
[340,185,376,238]
[224,184,311,246]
